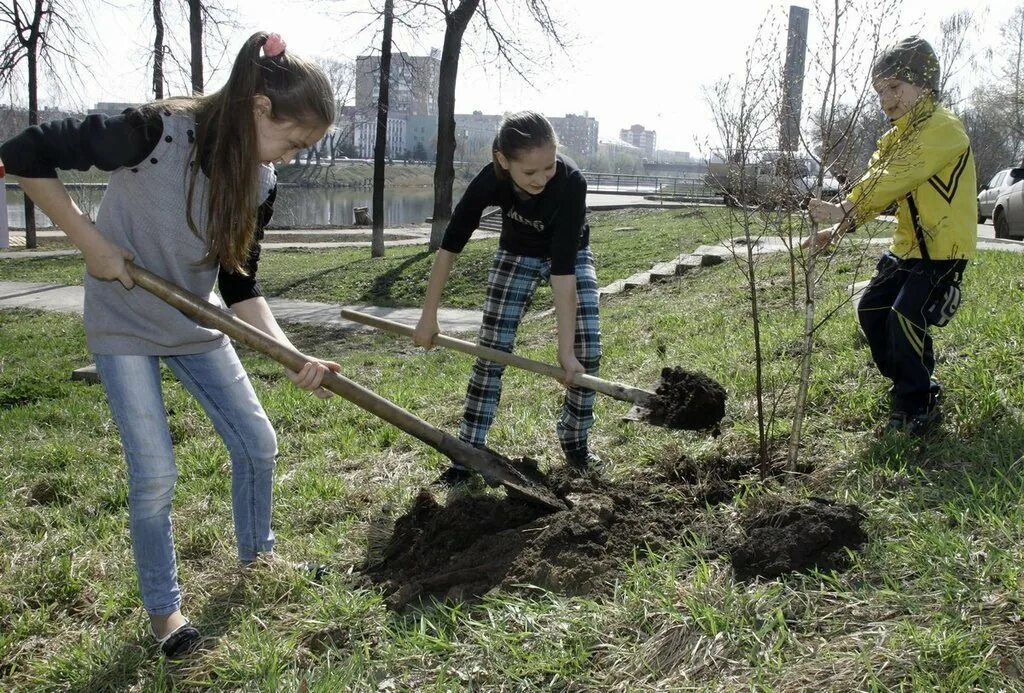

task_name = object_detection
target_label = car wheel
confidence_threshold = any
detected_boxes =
[993,209,1010,239]
[977,213,986,224]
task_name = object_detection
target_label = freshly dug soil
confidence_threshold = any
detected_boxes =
[643,367,728,431]
[361,465,703,609]
[360,454,761,610]
[359,457,867,609]
[729,498,867,580]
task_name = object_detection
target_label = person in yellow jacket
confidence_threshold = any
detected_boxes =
[806,36,977,436]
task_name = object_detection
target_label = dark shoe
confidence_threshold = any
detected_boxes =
[885,410,908,433]
[907,406,942,437]
[433,465,477,487]
[564,449,604,474]
[152,620,202,660]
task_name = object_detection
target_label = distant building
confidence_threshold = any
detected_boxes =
[653,149,692,164]
[355,50,441,117]
[354,50,442,158]
[455,111,503,162]
[549,113,599,157]
[354,118,407,159]
[405,114,438,160]
[89,102,141,116]
[620,124,657,158]
[0,106,84,143]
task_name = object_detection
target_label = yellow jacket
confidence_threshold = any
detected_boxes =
[847,96,977,260]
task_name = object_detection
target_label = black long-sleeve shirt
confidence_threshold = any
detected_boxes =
[0,109,273,305]
[441,154,590,275]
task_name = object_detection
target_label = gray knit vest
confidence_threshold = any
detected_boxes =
[86,112,276,355]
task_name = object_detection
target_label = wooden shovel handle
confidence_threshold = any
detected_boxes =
[340,308,654,408]
[124,262,565,510]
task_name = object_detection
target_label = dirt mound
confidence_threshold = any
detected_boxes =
[729,498,867,580]
[643,367,727,431]
[361,467,700,610]
[360,460,867,609]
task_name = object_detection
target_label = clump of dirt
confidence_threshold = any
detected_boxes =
[729,498,867,580]
[360,465,700,610]
[643,367,728,431]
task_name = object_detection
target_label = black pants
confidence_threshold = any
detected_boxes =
[857,252,967,414]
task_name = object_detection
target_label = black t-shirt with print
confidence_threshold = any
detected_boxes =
[440,154,590,275]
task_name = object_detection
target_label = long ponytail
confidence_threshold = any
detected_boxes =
[158,31,334,272]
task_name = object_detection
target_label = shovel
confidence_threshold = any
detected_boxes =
[124,262,565,511]
[339,308,657,408]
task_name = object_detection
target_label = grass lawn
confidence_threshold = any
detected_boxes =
[1,209,1023,689]
[0,206,715,310]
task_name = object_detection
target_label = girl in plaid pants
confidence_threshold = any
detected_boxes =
[414,111,601,483]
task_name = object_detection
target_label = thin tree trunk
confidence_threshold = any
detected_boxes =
[153,0,165,100]
[743,215,769,476]
[371,0,394,259]
[788,0,839,471]
[24,40,38,249]
[188,0,203,95]
[429,0,480,251]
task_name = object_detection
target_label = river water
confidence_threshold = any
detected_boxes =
[4,185,464,229]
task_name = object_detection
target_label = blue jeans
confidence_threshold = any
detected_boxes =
[95,344,277,616]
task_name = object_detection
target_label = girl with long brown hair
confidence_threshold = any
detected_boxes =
[1,31,338,658]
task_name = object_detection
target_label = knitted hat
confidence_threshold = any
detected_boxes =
[872,36,941,92]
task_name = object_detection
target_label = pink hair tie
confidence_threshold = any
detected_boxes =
[263,33,286,58]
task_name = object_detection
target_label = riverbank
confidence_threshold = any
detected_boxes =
[27,160,483,188]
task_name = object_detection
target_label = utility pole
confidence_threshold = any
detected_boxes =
[780,5,809,152]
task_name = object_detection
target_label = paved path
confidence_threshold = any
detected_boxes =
[3,210,1020,334]
[0,280,483,334]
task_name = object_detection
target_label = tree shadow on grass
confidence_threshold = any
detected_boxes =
[858,406,1024,512]
[356,251,432,306]
[266,261,355,298]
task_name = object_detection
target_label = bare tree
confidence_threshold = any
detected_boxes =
[702,0,899,474]
[426,0,480,250]
[153,0,165,99]
[702,17,783,476]
[316,57,356,165]
[142,0,236,99]
[936,10,977,108]
[786,0,899,469]
[410,0,568,250]
[371,0,394,258]
[187,0,203,93]
[964,88,1020,184]
[0,0,85,248]
[997,5,1024,159]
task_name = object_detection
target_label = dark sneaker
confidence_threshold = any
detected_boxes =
[907,407,942,437]
[433,465,477,487]
[885,410,908,433]
[564,449,604,474]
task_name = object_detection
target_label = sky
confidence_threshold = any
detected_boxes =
[22,0,1023,153]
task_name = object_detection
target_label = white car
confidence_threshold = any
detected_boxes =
[992,167,1024,240]
[979,168,1017,223]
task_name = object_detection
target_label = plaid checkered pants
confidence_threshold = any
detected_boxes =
[459,247,601,453]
